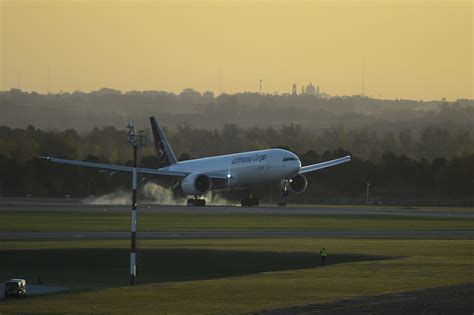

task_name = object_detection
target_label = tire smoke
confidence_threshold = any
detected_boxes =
[82,182,237,206]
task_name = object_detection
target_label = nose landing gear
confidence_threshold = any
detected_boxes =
[278,179,289,206]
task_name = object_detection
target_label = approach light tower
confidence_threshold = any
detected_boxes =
[366,179,374,205]
[126,122,147,286]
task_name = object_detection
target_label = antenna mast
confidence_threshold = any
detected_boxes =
[362,60,365,96]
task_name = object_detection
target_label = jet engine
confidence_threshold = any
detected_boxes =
[181,173,212,195]
[289,174,308,194]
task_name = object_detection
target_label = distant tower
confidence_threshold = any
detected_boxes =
[259,80,262,95]
[362,60,365,96]
[292,83,297,96]
[47,65,50,94]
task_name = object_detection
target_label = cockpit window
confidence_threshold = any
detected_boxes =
[283,157,297,162]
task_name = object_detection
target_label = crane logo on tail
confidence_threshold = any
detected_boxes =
[150,116,178,167]
[157,140,167,163]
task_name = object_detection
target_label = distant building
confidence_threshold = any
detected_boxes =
[306,82,315,95]
[292,82,321,97]
[305,82,320,97]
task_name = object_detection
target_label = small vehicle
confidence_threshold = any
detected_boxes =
[4,279,27,298]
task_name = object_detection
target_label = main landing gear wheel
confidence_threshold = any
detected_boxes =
[240,198,259,207]
[187,198,206,206]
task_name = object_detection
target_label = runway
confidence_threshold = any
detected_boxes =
[0,230,472,239]
[1,198,472,240]
[1,198,473,218]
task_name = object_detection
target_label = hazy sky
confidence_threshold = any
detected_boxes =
[1,0,472,100]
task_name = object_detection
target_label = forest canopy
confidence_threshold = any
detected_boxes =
[1,89,472,205]
[0,124,472,206]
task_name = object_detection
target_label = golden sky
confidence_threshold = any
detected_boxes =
[1,0,472,100]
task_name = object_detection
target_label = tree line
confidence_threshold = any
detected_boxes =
[0,122,472,162]
[1,89,473,134]
[0,125,472,206]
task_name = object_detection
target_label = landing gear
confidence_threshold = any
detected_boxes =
[241,198,259,207]
[278,180,289,206]
[278,191,288,206]
[187,198,206,206]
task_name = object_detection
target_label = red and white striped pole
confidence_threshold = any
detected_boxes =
[130,144,138,285]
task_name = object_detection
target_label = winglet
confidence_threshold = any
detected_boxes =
[150,117,178,167]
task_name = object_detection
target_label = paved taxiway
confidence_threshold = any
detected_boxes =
[1,198,472,239]
[0,284,69,300]
[1,198,473,218]
[1,230,472,240]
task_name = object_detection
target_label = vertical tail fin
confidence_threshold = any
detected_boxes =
[150,117,178,167]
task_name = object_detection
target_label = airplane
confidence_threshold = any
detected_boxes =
[40,117,351,206]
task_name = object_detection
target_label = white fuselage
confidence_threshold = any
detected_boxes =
[161,149,301,188]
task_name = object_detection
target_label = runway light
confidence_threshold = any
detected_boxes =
[227,174,231,178]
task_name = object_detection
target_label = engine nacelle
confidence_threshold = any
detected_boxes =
[181,172,211,195]
[289,174,308,194]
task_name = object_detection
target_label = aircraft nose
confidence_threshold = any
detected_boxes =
[292,156,301,174]
[295,159,301,171]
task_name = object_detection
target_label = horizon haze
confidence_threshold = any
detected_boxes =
[1,0,472,101]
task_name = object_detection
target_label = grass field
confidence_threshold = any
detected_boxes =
[0,209,472,314]
[0,211,473,232]
[0,238,472,314]
[0,247,387,290]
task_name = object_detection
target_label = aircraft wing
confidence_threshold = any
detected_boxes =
[38,156,230,181]
[39,156,188,177]
[299,155,351,174]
